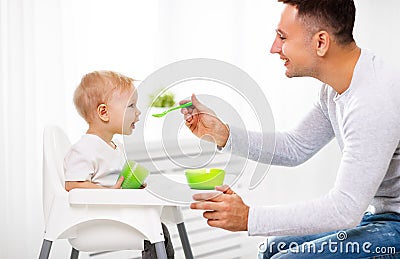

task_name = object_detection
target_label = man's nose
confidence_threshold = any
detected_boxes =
[270,38,281,54]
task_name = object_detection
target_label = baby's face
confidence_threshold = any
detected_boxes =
[124,88,141,135]
[108,86,141,135]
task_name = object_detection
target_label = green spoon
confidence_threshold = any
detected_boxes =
[152,101,193,118]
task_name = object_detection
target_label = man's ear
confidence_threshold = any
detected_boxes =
[97,104,109,122]
[314,30,330,57]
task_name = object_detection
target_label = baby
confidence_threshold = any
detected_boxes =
[64,70,174,258]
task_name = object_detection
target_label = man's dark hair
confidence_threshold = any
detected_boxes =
[278,0,355,45]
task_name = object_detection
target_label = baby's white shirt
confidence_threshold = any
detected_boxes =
[64,134,126,187]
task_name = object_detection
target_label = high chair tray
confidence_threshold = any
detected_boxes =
[68,174,228,206]
[68,188,176,206]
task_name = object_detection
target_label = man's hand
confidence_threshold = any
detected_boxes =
[180,94,230,147]
[190,185,249,232]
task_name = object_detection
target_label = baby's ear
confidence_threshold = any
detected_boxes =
[97,104,110,122]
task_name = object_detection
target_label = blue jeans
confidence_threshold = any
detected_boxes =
[258,212,400,258]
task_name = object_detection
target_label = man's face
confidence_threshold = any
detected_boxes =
[270,4,318,78]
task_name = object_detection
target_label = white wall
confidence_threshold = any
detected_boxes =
[1,0,399,258]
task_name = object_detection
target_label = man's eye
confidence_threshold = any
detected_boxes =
[276,32,285,40]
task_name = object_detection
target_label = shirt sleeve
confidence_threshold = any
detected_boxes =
[64,148,94,182]
[220,99,335,167]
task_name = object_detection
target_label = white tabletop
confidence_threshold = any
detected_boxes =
[68,174,235,206]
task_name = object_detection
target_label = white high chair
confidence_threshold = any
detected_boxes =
[38,126,193,259]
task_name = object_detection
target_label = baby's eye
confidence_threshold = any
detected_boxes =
[128,103,135,108]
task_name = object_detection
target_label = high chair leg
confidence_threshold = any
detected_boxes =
[154,241,168,259]
[177,223,193,259]
[70,247,79,259]
[39,239,52,259]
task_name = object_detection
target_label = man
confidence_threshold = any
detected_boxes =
[180,0,400,257]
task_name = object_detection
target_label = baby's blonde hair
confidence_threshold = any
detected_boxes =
[74,70,134,123]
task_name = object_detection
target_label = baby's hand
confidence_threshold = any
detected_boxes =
[111,176,124,189]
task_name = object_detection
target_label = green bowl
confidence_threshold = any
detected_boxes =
[185,168,226,190]
[119,160,149,189]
